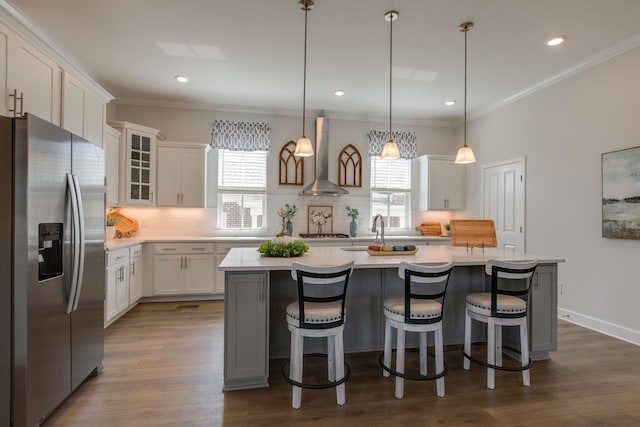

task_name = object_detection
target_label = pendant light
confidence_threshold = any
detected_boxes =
[381,11,400,160]
[294,0,314,157]
[454,21,476,164]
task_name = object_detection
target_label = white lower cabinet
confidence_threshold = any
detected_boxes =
[129,245,143,304]
[152,243,214,295]
[105,244,142,326]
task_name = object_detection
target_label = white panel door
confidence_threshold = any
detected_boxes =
[183,254,214,294]
[85,90,105,146]
[13,35,60,124]
[156,146,181,206]
[0,21,13,117]
[180,149,205,207]
[61,71,85,136]
[483,158,525,252]
[153,255,183,295]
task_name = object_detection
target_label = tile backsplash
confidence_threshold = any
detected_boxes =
[110,196,455,239]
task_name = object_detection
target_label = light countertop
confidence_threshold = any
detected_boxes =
[218,245,565,271]
[104,235,450,250]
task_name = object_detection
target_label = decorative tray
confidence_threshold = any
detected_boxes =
[367,249,418,256]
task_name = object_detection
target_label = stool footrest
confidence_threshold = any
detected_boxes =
[281,353,351,390]
[461,343,532,371]
[378,348,448,381]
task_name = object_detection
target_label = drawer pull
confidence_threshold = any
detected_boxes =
[191,247,206,251]
[162,248,177,251]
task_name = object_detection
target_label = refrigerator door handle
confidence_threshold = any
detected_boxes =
[66,173,81,314]
[71,174,86,312]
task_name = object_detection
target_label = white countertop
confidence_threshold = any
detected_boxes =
[218,245,565,271]
[104,235,450,250]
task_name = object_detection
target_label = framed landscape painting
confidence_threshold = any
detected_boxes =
[602,146,640,239]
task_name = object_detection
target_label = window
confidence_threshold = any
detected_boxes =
[218,150,267,229]
[370,156,411,229]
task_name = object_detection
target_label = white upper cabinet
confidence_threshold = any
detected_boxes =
[61,71,84,136]
[12,34,60,124]
[417,155,466,211]
[104,124,121,206]
[107,121,165,206]
[0,18,110,140]
[84,89,105,145]
[0,20,13,117]
[156,141,209,207]
[61,70,105,146]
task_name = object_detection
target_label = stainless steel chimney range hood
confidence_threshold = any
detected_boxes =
[299,115,349,196]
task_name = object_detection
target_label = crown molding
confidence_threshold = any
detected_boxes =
[471,33,640,121]
[113,97,457,128]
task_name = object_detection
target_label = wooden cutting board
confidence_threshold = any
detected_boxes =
[450,219,497,248]
[415,221,442,236]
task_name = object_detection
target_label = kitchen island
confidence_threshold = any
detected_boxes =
[219,245,564,391]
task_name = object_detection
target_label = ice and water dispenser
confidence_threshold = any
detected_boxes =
[38,223,63,281]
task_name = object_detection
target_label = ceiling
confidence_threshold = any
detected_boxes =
[7,0,640,126]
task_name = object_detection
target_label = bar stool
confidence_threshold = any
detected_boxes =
[380,261,454,399]
[282,261,354,409]
[462,259,538,389]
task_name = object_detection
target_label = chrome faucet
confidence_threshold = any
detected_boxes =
[372,214,385,246]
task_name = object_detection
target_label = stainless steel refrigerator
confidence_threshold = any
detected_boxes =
[0,114,105,427]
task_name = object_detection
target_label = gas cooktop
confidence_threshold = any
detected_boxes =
[299,233,350,239]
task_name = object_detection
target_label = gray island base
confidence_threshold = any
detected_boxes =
[219,246,564,391]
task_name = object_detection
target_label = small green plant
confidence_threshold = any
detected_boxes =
[257,240,309,258]
[283,204,297,221]
[444,223,450,231]
[346,206,359,221]
[106,218,118,227]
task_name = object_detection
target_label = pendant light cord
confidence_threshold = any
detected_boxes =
[464,24,468,148]
[301,1,309,138]
[389,12,393,141]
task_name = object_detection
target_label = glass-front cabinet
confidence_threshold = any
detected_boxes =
[127,130,153,204]
[107,121,164,206]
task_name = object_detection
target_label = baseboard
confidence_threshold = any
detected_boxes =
[558,307,640,346]
[140,294,224,303]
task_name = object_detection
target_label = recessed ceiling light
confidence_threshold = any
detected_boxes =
[546,35,567,47]
[175,75,189,83]
[334,90,345,96]
[445,100,456,106]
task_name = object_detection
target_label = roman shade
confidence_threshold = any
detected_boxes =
[367,130,417,160]
[210,120,271,151]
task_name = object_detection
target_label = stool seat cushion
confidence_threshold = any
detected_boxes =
[466,292,526,316]
[383,297,442,321]
[286,301,344,327]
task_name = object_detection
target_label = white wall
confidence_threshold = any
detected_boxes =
[110,104,458,237]
[463,46,640,344]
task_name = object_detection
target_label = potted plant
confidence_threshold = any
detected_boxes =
[282,204,297,236]
[346,206,359,237]
[106,217,118,240]
[443,223,451,237]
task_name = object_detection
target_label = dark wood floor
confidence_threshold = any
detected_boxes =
[44,301,640,426]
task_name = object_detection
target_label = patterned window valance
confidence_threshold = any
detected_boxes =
[367,130,417,160]
[210,120,271,151]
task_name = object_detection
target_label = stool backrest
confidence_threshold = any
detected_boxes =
[485,259,538,318]
[398,261,455,324]
[290,261,354,329]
